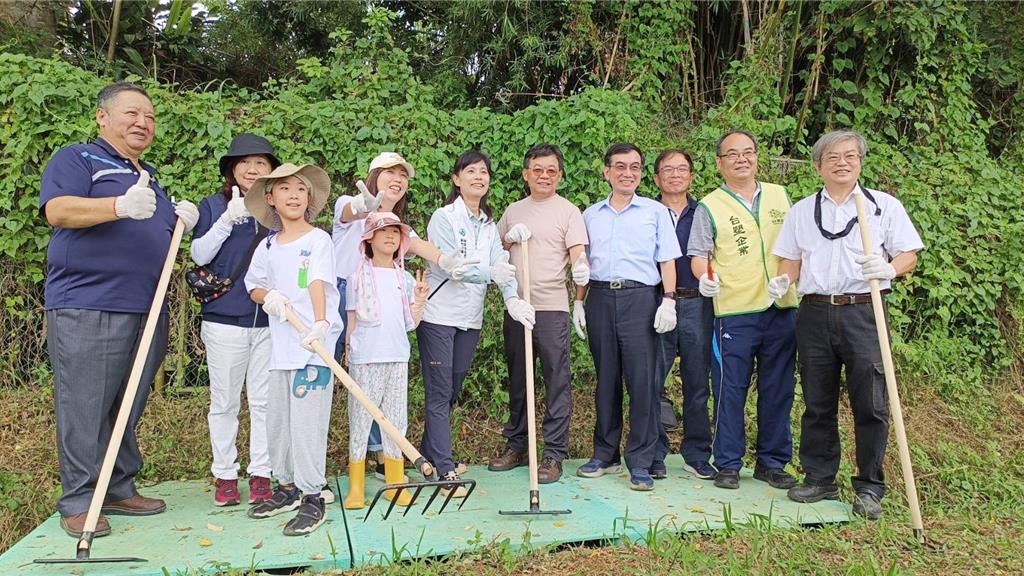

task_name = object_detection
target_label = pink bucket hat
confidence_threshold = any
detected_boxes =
[360,212,413,260]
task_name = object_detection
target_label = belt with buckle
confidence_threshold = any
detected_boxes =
[590,279,652,290]
[675,287,700,298]
[805,290,889,306]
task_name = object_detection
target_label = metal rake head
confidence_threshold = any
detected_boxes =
[364,478,477,521]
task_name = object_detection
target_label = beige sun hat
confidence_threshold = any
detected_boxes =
[368,152,415,178]
[245,163,331,229]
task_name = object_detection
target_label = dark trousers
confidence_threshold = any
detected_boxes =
[710,306,796,471]
[654,296,714,465]
[501,311,572,460]
[796,300,889,497]
[417,321,481,475]
[48,309,168,517]
[585,286,659,470]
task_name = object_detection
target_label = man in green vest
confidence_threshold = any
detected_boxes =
[686,129,798,490]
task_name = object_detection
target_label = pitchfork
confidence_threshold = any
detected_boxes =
[284,309,476,520]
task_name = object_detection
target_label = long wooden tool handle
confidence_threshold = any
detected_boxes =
[283,309,435,479]
[522,241,540,495]
[853,192,925,542]
[79,219,185,552]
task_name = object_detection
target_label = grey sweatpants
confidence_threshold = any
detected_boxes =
[348,362,408,462]
[267,366,334,496]
[47,309,168,517]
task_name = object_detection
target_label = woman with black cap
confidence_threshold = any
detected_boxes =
[191,134,279,507]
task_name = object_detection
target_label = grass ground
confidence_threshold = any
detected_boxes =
[2,365,1022,574]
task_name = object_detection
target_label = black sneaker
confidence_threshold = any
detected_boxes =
[852,492,883,520]
[247,485,300,519]
[439,470,468,498]
[753,466,797,489]
[649,460,668,480]
[283,495,326,536]
[787,483,840,503]
[714,469,740,489]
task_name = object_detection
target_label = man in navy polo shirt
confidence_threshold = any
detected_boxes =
[40,82,199,537]
[650,149,716,482]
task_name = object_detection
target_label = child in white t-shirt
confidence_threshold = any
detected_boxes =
[342,211,427,509]
[242,163,342,536]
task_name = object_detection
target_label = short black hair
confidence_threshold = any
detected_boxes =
[523,143,564,173]
[445,149,494,219]
[654,149,694,173]
[603,142,644,167]
[716,129,758,156]
[97,82,151,109]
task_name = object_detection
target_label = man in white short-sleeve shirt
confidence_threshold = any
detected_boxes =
[771,129,923,520]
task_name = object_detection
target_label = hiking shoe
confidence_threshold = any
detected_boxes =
[488,449,528,471]
[248,476,272,504]
[649,460,668,480]
[247,485,300,518]
[283,495,326,536]
[214,478,241,506]
[683,460,717,480]
[60,512,111,538]
[787,483,840,503]
[440,470,469,498]
[101,493,166,516]
[537,457,563,484]
[753,466,797,489]
[454,462,469,474]
[576,458,622,478]
[320,485,336,505]
[853,492,883,520]
[629,468,655,491]
[714,469,740,489]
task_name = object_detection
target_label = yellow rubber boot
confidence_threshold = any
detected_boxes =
[343,460,365,510]
[382,457,413,507]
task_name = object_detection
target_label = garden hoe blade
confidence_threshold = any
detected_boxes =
[498,490,571,516]
[34,532,146,564]
[363,478,477,521]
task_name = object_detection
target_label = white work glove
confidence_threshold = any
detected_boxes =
[261,289,290,321]
[698,272,720,297]
[505,296,536,330]
[504,223,532,244]
[173,197,199,234]
[572,299,587,339]
[348,180,383,214]
[301,320,331,352]
[767,274,791,300]
[653,298,677,333]
[115,171,156,220]
[489,250,516,286]
[856,254,896,281]
[438,251,479,281]
[571,253,590,286]
[219,185,250,225]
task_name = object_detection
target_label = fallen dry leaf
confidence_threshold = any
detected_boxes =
[171,526,192,532]
[253,540,264,549]
[199,538,212,547]
[309,553,324,560]
[553,520,565,527]
[207,522,224,532]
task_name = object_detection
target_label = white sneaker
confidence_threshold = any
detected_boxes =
[320,486,335,504]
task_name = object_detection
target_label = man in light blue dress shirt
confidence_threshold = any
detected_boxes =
[572,143,682,491]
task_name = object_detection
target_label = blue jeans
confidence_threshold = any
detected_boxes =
[653,296,713,465]
[335,277,382,452]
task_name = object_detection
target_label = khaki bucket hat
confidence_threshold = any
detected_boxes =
[245,163,331,229]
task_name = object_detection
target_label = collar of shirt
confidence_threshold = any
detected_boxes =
[93,137,156,174]
[819,183,862,207]
[659,194,697,224]
[596,192,643,214]
[720,182,761,212]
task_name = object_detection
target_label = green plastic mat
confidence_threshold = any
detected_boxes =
[2,456,852,574]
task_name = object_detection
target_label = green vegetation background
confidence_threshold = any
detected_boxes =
[1,2,1023,572]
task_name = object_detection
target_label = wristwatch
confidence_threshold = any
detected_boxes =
[663,291,677,300]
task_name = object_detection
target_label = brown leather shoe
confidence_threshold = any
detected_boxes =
[537,456,563,484]
[101,493,166,516]
[487,449,528,471]
[60,512,111,538]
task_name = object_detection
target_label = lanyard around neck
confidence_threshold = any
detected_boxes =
[814,185,880,240]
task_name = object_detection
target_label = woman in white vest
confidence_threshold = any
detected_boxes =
[417,150,535,493]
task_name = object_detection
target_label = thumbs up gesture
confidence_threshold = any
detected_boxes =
[115,171,157,220]
[220,185,250,225]
[489,249,517,286]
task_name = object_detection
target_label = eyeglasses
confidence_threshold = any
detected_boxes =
[658,166,691,176]
[610,162,643,173]
[822,152,862,165]
[529,167,560,178]
[718,150,757,162]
